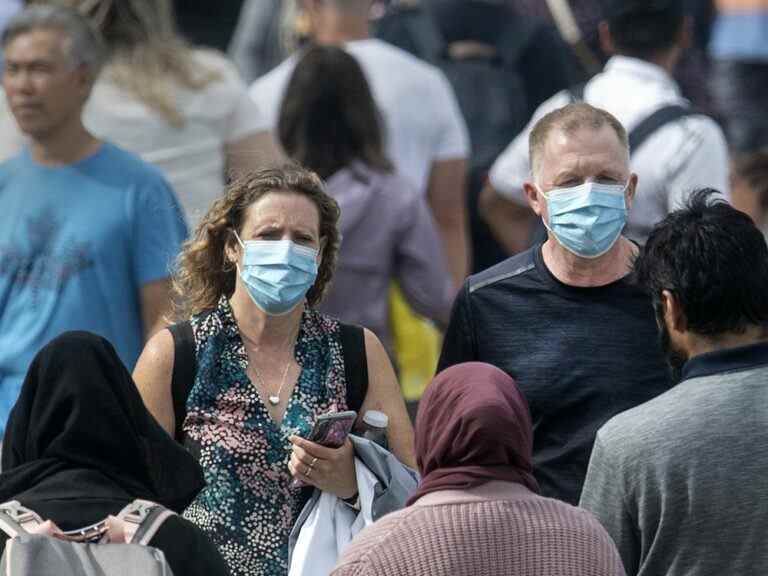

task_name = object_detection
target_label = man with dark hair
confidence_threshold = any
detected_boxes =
[482,0,729,254]
[438,101,670,505]
[581,189,768,575]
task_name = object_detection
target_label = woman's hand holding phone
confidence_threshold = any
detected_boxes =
[288,435,357,499]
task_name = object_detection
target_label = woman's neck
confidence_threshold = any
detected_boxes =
[229,285,304,348]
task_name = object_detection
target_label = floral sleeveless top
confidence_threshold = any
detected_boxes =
[182,296,349,576]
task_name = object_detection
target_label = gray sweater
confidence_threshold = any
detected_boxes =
[580,342,768,576]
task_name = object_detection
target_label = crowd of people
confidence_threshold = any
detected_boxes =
[0,0,766,575]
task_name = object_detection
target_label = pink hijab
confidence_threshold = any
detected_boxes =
[407,362,539,505]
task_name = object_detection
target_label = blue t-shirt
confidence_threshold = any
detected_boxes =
[0,143,188,433]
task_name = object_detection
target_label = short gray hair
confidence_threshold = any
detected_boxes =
[529,102,629,182]
[2,5,105,78]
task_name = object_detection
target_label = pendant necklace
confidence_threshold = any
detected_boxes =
[252,360,292,406]
[245,327,298,407]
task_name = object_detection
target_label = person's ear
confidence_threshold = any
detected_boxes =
[598,21,615,56]
[224,232,241,269]
[625,173,639,210]
[524,181,545,217]
[661,289,687,334]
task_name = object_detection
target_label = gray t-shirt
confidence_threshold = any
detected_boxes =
[580,342,768,576]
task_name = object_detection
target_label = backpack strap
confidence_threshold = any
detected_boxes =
[628,105,701,153]
[0,502,43,538]
[167,321,197,442]
[339,323,369,414]
[116,500,175,546]
[545,0,602,76]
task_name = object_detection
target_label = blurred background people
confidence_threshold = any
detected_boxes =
[0,332,229,576]
[730,150,768,240]
[229,0,288,83]
[332,363,626,576]
[0,5,186,434]
[64,0,274,227]
[133,165,415,576]
[278,45,454,358]
[439,103,671,505]
[709,0,768,153]
[250,0,470,286]
[4,0,276,228]
[582,190,768,576]
[482,0,729,257]
[376,0,575,273]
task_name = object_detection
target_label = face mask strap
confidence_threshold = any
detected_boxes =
[233,229,245,249]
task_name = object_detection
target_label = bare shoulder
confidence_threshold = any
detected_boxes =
[362,328,393,380]
[136,328,175,372]
[363,327,385,357]
[133,328,177,435]
[133,328,175,395]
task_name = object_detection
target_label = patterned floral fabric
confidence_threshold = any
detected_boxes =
[183,296,349,576]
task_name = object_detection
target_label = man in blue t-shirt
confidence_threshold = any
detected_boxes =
[0,6,187,433]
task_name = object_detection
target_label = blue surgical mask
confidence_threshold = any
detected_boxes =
[540,181,628,258]
[234,232,319,315]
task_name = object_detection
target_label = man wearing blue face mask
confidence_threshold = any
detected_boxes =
[438,102,671,505]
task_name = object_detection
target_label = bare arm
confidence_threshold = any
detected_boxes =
[140,278,174,341]
[224,130,283,180]
[133,328,176,436]
[426,158,470,286]
[359,328,416,468]
[478,183,536,255]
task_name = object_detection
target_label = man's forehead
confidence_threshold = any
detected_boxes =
[4,27,70,60]
[540,125,629,174]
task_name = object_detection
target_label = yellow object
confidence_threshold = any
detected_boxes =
[390,284,441,402]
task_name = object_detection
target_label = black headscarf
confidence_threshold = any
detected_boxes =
[0,332,203,528]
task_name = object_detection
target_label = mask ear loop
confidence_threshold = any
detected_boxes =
[228,230,246,273]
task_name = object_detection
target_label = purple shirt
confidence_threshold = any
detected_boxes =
[319,163,454,355]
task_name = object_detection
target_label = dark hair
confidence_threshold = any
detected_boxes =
[634,189,768,336]
[606,0,685,60]
[278,45,392,180]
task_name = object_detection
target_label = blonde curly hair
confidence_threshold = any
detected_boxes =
[173,164,341,319]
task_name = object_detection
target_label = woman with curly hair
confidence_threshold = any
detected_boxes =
[133,164,415,576]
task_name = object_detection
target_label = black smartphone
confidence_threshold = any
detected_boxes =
[306,410,357,448]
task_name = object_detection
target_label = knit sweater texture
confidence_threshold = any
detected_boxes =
[332,482,626,576]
